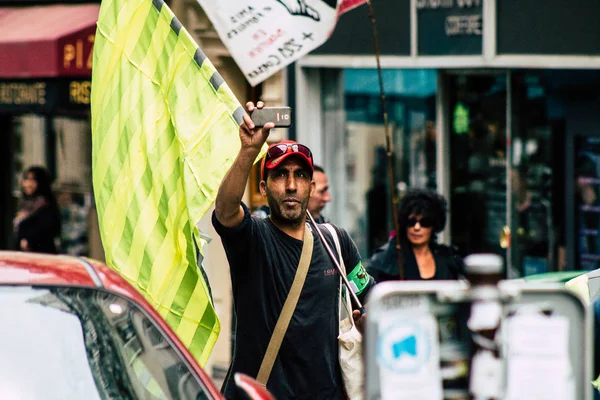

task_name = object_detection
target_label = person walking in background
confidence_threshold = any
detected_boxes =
[367,187,464,282]
[13,166,61,254]
[308,165,332,223]
[56,182,90,256]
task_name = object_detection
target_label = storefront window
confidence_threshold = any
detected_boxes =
[319,68,600,272]
[512,70,600,273]
[447,70,600,275]
[448,73,508,261]
[510,72,557,276]
[324,69,437,257]
[575,136,600,270]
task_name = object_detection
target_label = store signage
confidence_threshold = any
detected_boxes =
[60,28,96,76]
[0,82,47,106]
[69,80,91,105]
[416,0,483,56]
[0,79,91,112]
[417,0,482,36]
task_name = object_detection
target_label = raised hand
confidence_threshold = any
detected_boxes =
[240,101,275,151]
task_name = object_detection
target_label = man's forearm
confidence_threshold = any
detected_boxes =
[215,147,261,225]
[215,100,273,226]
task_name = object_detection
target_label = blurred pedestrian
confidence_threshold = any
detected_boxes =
[367,187,464,281]
[56,182,90,256]
[308,165,332,223]
[13,166,61,254]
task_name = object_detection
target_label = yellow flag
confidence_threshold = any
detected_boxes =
[91,0,254,365]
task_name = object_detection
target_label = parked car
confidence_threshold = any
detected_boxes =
[522,270,584,283]
[0,251,272,400]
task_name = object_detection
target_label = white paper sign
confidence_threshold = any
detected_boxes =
[377,310,443,400]
[197,0,366,86]
[505,313,574,400]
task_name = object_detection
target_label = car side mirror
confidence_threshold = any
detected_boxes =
[233,373,275,400]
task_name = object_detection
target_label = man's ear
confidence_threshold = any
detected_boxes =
[259,180,267,197]
[310,179,316,198]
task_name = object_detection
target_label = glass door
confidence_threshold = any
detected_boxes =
[445,72,510,272]
[444,70,567,277]
[508,72,560,277]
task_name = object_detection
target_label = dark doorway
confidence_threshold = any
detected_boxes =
[0,115,14,249]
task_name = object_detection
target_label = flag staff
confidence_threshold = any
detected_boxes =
[365,0,404,280]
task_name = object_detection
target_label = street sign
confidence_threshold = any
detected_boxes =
[416,0,483,56]
[366,280,592,400]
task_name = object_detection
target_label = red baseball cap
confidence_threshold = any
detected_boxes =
[260,140,314,181]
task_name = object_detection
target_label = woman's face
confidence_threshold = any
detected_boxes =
[406,213,433,247]
[21,173,38,196]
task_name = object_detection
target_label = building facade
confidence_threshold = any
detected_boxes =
[294,0,600,277]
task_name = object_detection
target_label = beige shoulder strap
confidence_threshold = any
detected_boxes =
[256,224,314,385]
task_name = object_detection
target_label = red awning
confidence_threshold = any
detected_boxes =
[0,4,100,78]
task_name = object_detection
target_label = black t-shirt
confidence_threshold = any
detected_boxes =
[212,204,373,400]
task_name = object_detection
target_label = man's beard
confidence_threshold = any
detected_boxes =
[266,191,308,225]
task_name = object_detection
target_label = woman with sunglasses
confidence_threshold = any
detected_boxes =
[367,188,464,281]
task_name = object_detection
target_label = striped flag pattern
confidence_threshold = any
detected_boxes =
[91,0,250,365]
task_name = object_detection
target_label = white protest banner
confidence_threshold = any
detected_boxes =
[198,0,367,86]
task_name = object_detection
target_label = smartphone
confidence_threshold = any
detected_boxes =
[250,106,293,128]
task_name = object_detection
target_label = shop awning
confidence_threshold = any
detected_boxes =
[0,4,100,78]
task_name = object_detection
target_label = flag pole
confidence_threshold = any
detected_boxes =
[365,0,404,280]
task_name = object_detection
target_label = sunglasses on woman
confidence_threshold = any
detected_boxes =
[406,217,434,228]
[266,143,312,161]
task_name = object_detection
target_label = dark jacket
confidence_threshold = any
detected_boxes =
[15,204,61,254]
[366,237,464,282]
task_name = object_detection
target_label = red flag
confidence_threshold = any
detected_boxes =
[339,0,367,15]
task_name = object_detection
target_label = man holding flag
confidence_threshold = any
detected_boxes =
[212,101,375,399]
[91,0,374,397]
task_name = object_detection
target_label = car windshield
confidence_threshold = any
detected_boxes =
[0,286,212,400]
